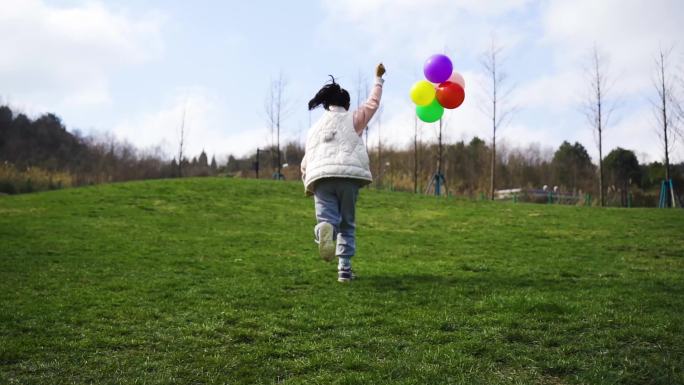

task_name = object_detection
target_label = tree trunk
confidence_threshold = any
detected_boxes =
[177,103,186,178]
[660,51,671,182]
[490,54,497,201]
[438,118,443,176]
[490,134,496,200]
[595,47,605,207]
[414,116,418,194]
[598,129,604,207]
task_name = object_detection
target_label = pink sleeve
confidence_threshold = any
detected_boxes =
[353,77,384,136]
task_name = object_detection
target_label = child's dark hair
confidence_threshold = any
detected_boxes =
[308,75,350,111]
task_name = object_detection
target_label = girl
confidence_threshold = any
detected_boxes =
[301,63,386,282]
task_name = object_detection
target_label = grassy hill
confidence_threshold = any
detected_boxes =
[1,177,683,384]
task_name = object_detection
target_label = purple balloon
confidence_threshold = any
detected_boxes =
[424,54,453,83]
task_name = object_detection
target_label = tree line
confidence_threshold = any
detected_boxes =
[0,105,218,194]
[1,102,682,206]
[230,137,683,207]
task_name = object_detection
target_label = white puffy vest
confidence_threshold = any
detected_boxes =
[301,107,373,195]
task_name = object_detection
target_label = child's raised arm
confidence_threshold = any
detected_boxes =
[353,63,386,136]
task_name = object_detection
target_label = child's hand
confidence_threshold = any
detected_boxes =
[376,63,386,78]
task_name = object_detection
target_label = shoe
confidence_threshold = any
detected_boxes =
[318,222,335,262]
[337,267,356,283]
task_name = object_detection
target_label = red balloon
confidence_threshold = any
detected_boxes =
[436,81,465,109]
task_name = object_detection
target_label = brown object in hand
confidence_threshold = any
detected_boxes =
[376,63,386,78]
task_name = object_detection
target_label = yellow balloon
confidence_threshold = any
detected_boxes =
[410,80,436,106]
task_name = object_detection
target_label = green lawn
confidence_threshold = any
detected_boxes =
[1,177,683,384]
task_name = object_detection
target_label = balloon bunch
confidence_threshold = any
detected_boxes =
[410,54,465,123]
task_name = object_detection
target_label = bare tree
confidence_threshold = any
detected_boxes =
[652,46,682,188]
[177,101,187,177]
[265,72,290,179]
[355,70,370,151]
[480,37,516,200]
[583,45,616,207]
[437,118,445,189]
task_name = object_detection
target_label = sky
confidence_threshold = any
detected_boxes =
[1,0,683,165]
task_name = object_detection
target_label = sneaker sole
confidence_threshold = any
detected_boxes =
[337,271,356,283]
[318,223,335,262]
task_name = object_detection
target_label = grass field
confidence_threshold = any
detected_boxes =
[1,177,683,385]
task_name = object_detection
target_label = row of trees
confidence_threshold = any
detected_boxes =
[0,105,218,194]
[228,137,682,207]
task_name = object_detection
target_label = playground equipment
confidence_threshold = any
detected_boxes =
[424,118,447,196]
[254,148,284,180]
[495,188,593,206]
[658,179,678,208]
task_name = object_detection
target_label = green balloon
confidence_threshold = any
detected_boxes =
[416,98,444,123]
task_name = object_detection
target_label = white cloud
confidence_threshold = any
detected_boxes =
[541,0,684,96]
[513,71,584,111]
[606,106,668,164]
[537,0,684,163]
[323,0,532,22]
[318,0,531,65]
[0,0,164,109]
[112,88,268,160]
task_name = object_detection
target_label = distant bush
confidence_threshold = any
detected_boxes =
[0,162,72,194]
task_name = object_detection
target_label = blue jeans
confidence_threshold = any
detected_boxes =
[313,178,360,257]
